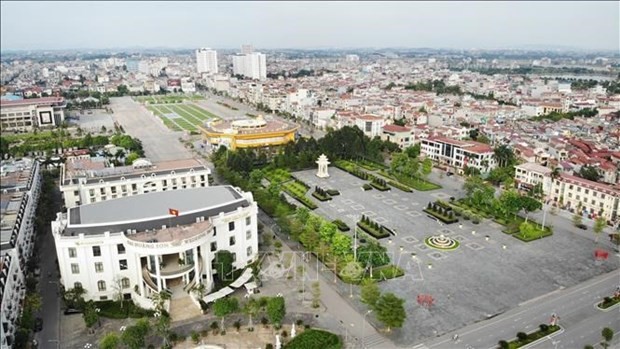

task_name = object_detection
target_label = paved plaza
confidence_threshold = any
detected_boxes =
[292,167,619,346]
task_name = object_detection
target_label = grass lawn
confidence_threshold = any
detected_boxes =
[366,265,404,281]
[185,103,219,119]
[165,105,203,125]
[281,180,317,210]
[354,159,387,171]
[147,106,183,131]
[176,104,212,121]
[513,229,553,242]
[379,170,441,191]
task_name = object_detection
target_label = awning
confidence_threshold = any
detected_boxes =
[202,286,234,304]
[229,268,253,289]
[244,281,258,291]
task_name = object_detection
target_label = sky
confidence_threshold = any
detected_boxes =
[1,1,618,52]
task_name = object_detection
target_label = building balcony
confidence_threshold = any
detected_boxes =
[147,254,202,278]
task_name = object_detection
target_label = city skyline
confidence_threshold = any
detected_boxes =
[1,1,618,52]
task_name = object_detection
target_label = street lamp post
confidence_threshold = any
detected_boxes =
[362,309,373,348]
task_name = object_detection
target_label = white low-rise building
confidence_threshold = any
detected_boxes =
[514,162,553,194]
[381,124,415,149]
[51,185,259,309]
[0,97,66,132]
[1,159,41,349]
[60,158,211,208]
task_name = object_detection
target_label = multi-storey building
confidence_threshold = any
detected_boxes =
[0,97,66,132]
[1,159,41,348]
[232,53,266,80]
[60,158,211,208]
[381,124,415,149]
[196,48,218,75]
[51,185,258,310]
[513,162,620,224]
[421,137,497,174]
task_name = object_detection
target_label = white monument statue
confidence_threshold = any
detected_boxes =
[291,323,297,338]
[275,335,282,349]
[316,154,330,178]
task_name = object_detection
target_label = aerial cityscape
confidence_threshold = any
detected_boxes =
[1,1,619,349]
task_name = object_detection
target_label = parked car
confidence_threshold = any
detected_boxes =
[64,308,83,315]
[577,223,587,230]
[34,317,43,332]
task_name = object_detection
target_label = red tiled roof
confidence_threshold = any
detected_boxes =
[383,124,412,133]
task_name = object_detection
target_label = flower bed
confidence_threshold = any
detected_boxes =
[503,325,560,349]
[332,219,350,232]
[388,180,413,192]
[357,222,391,239]
[597,295,620,309]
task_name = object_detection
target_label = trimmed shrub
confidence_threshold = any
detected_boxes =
[516,332,528,342]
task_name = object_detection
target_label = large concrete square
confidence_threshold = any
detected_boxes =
[292,167,619,346]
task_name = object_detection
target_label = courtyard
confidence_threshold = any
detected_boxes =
[291,167,619,346]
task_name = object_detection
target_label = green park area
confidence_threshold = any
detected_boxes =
[146,103,217,133]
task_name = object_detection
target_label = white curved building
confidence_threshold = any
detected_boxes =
[51,185,258,309]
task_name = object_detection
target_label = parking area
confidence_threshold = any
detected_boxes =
[65,109,116,133]
[292,167,619,346]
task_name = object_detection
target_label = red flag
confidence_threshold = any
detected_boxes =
[168,208,179,217]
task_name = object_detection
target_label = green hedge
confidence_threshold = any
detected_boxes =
[370,182,390,191]
[94,301,155,319]
[357,223,390,239]
[362,184,373,191]
[326,189,340,196]
[284,329,342,349]
[312,192,331,202]
[505,325,560,348]
[332,219,350,232]
[423,208,459,224]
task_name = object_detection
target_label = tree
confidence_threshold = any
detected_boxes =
[602,327,614,344]
[100,333,120,349]
[593,217,606,243]
[83,300,99,329]
[214,250,235,283]
[357,241,390,268]
[375,293,406,331]
[213,297,239,329]
[519,195,542,222]
[421,158,433,178]
[572,213,583,226]
[311,281,321,308]
[330,233,352,257]
[405,143,421,158]
[493,145,515,168]
[155,313,171,348]
[578,165,600,182]
[319,222,338,242]
[360,279,381,309]
[243,297,260,329]
[111,275,127,309]
[121,318,150,349]
[266,296,286,327]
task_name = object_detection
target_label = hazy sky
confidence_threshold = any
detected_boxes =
[1,1,618,51]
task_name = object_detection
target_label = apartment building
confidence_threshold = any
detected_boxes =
[1,159,42,349]
[232,53,266,80]
[196,48,218,75]
[60,158,211,208]
[51,185,259,310]
[0,97,66,132]
[421,137,497,174]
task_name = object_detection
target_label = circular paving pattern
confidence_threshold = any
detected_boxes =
[424,234,460,250]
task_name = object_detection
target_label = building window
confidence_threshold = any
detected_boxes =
[229,237,236,246]
[247,246,253,257]
[89,189,95,196]
[246,230,252,240]
[95,262,104,273]
[213,227,217,236]
[246,217,251,226]
[229,221,235,231]
[117,244,126,254]
[92,246,101,257]
[73,190,79,197]
[211,242,217,251]
[68,247,77,258]
[232,252,237,262]
[121,277,130,289]
[71,264,80,274]
[74,282,83,289]
[100,188,106,195]
[97,280,106,291]
[585,189,589,194]
[119,259,128,270]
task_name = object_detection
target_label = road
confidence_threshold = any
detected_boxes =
[34,182,62,349]
[424,270,620,349]
[109,97,194,162]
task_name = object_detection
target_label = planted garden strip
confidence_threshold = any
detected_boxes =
[367,265,405,281]
[332,219,350,232]
[388,180,413,192]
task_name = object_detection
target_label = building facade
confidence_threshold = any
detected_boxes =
[421,137,497,174]
[514,162,553,194]
[1,159,42,349]
[549,173,620,222]
[202,115,298,150]
[60,158,211,208]
[51,186,259,310]
[196,48,218,75]
[232,53,266,80]
[0,97,66,132]
[381,124,415,149]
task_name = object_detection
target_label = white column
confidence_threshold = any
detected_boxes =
[136,254,145,296]
[193,247,199,284]
[155,254,162,292]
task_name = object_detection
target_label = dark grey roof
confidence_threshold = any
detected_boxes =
[65,186,248,236]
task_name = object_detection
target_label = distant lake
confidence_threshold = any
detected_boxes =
[539,74,617,81]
